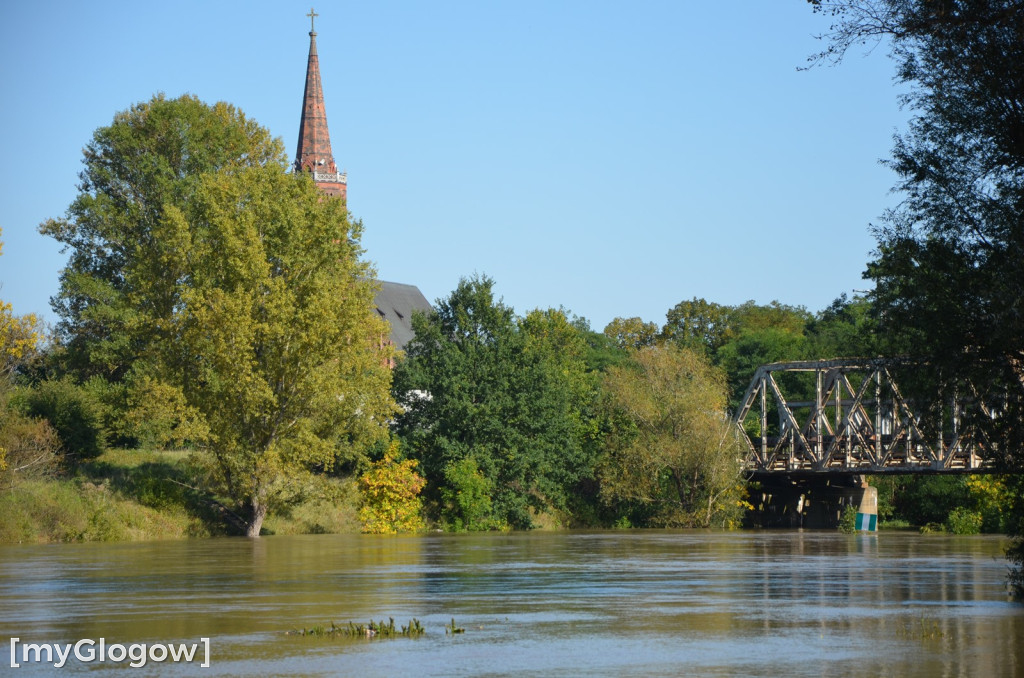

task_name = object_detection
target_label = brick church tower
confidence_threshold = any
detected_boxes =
[296,10,432,356]
[295,9,347,200]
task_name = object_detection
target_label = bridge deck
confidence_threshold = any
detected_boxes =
[734,359,995,475]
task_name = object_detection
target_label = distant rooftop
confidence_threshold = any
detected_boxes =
[373,281,433,352]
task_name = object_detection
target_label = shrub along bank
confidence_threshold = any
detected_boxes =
[0,449,361,544]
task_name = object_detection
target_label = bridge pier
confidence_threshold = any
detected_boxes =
[750,474,867,529]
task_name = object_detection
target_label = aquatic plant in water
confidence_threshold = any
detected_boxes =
[897,616,944,642]
[838,505,857,534]
[289,618,425,639]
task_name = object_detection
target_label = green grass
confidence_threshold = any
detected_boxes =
[261,473,361,536]
[879,518,914,530]
[0,449,361,544]
[0,476,206,543]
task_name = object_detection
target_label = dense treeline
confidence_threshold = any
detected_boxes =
[2,278,1011,539]
[0,181,892,537]
[385,279,1013,534]
[0,191,1012,538]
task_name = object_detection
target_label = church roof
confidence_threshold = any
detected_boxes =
[374,281,433,352]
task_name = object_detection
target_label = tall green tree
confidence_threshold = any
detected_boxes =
[171,167,395,535]
[729,301,811,337]
[716,327,808,409]
[603,316,660,350]
[805,294,878,359]
[599,344,746,528]
[665,299,811,407]
[520,308,607,521]
[662,298,735,354]
[580,324,630,374]
[41,94,285,380]
[393,275,594,529]
[41,95,395,535]
[809,0,1024,592]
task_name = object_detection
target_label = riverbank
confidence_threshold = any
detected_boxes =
[2,449,1007,544]
[0,449,361,544]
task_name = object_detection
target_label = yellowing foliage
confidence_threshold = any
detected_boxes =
[600,344,746,528]
[358,444,426,534]
[966,474,1010,531]
[0,303,39,372]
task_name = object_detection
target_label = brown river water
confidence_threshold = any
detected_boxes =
[1,530,1021,676]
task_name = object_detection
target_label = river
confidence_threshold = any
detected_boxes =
[0,530,1021,676]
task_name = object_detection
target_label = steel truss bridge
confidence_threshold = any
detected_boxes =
[734,359,997,475]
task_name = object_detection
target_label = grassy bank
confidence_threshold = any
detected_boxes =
[0,449,361,544]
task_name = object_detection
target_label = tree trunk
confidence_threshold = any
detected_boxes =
[246,500,268,537]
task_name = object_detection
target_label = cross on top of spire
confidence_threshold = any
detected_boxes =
[307,7,318,33]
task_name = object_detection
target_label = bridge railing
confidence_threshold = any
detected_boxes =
[732,359,995,474]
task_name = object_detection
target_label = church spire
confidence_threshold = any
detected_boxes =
[295,8,346,200]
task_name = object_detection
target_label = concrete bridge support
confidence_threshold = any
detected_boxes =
[750,474,869,529]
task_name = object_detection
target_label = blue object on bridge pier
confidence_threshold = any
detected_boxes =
[855,511,877,531]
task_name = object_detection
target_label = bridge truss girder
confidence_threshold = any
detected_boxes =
[733,359,994,475]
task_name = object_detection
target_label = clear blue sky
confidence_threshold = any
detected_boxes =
[0,1,906,333]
